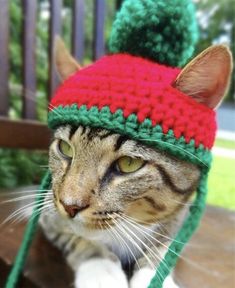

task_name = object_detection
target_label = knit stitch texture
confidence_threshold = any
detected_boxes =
[109,0,199,67]
[50,54,216,150]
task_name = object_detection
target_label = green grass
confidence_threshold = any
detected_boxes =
[207,156,235,210]
[215,138,235,149]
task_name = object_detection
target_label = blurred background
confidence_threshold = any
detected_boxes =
[0,0,234,210]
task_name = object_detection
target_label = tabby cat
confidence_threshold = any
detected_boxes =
[40,40,232,288]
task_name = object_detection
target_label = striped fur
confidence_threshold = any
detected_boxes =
[40,125,200,287]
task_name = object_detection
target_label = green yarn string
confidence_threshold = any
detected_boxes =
[5,171,51,288]
[148,171,208,287]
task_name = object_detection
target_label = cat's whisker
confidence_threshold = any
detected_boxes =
[0,189,53,197]
[126,214,209,249]
[110,215,159,275]
[104,221,130,266]
[115,213,171,275]
[105,220,140,270]
[13,202,55,225]
[0,193,53,204]
[164,195,197,207]
[118,214,174,262]
[124,214,188,245]
[19,200,55,220]
[32,203,55,216]
[48,103,63,117]
[138,137,209,168]
[11,87,62,120]
[1,199,53,226]
[14,87,61,118]
[98,221,104,231]
[122,215,214,275]
[35,205,57,218]
[122,214,186,257]
[1,202,41,225]
[12,202,53,224]
[114,220,164,284]
[19,95,61,117]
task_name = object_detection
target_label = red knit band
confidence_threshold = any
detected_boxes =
[50,54,216,149]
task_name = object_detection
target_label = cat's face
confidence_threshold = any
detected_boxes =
[49,39,232,236]
[49,125,200,231]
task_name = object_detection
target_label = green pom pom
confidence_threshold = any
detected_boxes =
[109,0,199,67]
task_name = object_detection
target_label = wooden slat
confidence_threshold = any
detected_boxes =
[0,0,9,116]
[22,0,37,120]
[0,118,50,150]
[72,0,85,63]
[93,0,106,60]
[48,0,63,99]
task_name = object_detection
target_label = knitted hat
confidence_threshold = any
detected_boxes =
[6,1,232,288]
[48,54,215,168]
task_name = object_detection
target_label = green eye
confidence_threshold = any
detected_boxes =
[117,156,145,173]
[58,140,73,159]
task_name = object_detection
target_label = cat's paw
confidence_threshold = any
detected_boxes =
[75,258,128,288]
[130,268,180,288]
[130,267,155,288]
[163,275,180,288]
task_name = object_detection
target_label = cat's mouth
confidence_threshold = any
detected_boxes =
[83,218,117,230]
[83,211,123,230]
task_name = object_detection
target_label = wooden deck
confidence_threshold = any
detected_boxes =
[0,191,234,288]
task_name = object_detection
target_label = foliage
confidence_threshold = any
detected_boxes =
[195,0,235,102]
[207,138,235,211]
[0,1,49,189]
[215,138,235,150]
[0,149,48,189]
[208,155,235,210]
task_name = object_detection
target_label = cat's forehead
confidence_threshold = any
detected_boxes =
[53,125,181,165]
[55,125,135,153]
[54,125,123,152]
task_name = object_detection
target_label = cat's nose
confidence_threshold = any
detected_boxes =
[60,201,89,218]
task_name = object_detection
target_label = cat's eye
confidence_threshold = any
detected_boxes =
[58,140,73,159]
[116,156,145,173]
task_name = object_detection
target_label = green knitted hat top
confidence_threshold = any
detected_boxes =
[6,1,217,288]
[109,0,198,67]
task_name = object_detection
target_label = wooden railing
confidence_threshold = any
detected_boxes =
[0,0,111,150]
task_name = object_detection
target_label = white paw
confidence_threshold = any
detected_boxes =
[163,275,180,288]
[130,269,180,288]
[130,267,155,288]
[75,258,128,288]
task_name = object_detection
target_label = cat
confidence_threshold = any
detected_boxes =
[40,39,232,288]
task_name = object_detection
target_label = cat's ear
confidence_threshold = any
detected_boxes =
[173,45,233,109]
[54,36,81,81]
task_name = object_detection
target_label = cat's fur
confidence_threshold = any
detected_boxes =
[40,40,232,288]
[41,125,200,287]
